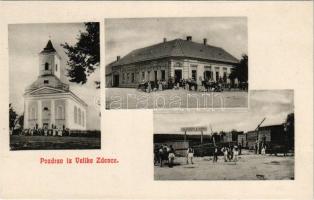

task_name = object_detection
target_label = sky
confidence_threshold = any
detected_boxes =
[154,90,294,134]
[9,23,100,130]
[105,17,248,65]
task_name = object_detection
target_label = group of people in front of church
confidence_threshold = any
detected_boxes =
[21,125,68,137]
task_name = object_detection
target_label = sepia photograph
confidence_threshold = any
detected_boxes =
[9,23,101,150]
[105,17,248,109]
[153,90,294,180]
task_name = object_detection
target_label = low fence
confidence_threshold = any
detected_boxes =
[12,129,101,138]
[68,130,101,138]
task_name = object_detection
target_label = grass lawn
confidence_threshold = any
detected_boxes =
[10,135,100,150]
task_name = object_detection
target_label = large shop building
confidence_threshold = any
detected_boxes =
[106,36,239,88]
[23,40,87,130]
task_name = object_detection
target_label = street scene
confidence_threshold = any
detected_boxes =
[153,90,294,180]
[154,152,294,180]
[105,17,248,109]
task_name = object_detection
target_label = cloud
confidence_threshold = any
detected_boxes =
[105,17,248,65]
[154,90,294,134]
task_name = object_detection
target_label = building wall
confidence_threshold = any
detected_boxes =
[106,74,112,87]
[39,52,61,79]
[111,59,170,88]
[54,54,61,80]
[66,98,87,130]
[41,99,52,128]
[25,100,38,129]
[171,58,234,85]
[110,58,235,88]
[54,99,66,129]
[24,96,86,130]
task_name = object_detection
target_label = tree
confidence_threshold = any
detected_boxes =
[61,22,100,86]
[17,114,24,130]
[284,113,294,150]
[229,54,248,83]
[9,104,18,130]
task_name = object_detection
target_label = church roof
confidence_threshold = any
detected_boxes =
[40,40,56,53]
[110,38,239,67]
[25,75,69,94]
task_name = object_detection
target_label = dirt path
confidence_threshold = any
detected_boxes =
[154,154,294,180]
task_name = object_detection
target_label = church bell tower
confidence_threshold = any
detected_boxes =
[38,40,61,79]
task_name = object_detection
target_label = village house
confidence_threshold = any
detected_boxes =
[106,36,239,88]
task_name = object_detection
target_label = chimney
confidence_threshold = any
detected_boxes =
[203,38,207,45]
[117,56,120,61]
[186,36,192,41]
[163,38,167,43]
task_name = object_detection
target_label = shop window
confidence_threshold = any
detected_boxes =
[131,73,135,83]
[192,70,197,81]
[142,72,145,80]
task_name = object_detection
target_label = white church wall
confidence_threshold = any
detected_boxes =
[54,99,66,129]
[66,98,87,130]
[39,53,55,76]
[54,54,61,80]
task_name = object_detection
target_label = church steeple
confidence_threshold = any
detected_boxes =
[38,40,61,79]
[40,40,56,53]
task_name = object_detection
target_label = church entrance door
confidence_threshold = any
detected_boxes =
[43,123,49,129]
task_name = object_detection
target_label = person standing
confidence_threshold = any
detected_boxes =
[147,81,151,93]
[213,147,218,163]
[186,147,194,164]
[222,147,228,162]
[233,146,239,163]
[261,145,266,155]
[168,145,175,168]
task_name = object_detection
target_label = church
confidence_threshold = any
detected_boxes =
[23,40,87,131]
[106,36,239,88]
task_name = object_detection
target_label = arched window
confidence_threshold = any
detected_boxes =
[57,106,64,119]
[55,64,58,71]
[78,108,81,125]
[43,107,49,111]
[82,111,85,127]
[74,106,77,124]
[45,63,49,70]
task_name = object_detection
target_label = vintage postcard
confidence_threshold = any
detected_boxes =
[105,17,248,109]
[9,23,101,150]
[154,90,294,180]
[0,1,313,200]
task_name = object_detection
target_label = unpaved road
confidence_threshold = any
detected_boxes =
[154,154,294,180]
